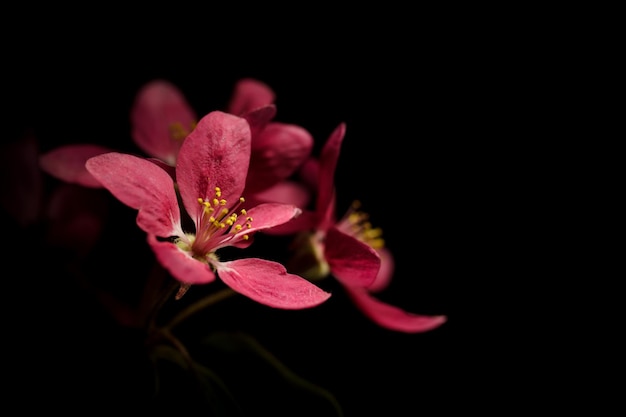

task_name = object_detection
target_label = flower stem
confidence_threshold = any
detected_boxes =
[163,287,237,331]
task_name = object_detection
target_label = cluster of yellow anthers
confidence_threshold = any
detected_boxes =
[169,121,197,142]
[197,186,252,240]
[343,200,385,250]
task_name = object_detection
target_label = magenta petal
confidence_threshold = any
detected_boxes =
[260,209,318,236]
[367,248,395,293]
[244,180,311,208]
[217,258,331,309]
[176,111,251,221]
[39,144,113,188]
[85,152,181,237]
[147,234,216,285]
[131,79,196,166]
[227,78,276,115]
[246,122,314,194]
[45,184,108,256]
[316,123,346,216]
[325,226,380,288]
[344,286,447,333]
[243,105,277,137]
[233,203,301,235]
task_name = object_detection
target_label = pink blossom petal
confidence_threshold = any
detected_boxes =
[298,157,320,193]
[85,152,181,237]
[245,122,314,194]
[244,180,312,208]
[217,258,331,309]
[176,111,251,221]
[131,79,197,166]
[242,105,277,137]
[227,78,276,115]
[260,209,318,236]
[367,248,395,293]
[233,203,301,236]
[325,226,380,288]
[147,234,217,285]
[39,144,113,188]
[316,123,346,216]
[344,286,447,333]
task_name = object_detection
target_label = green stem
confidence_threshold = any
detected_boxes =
[163,287,237,331]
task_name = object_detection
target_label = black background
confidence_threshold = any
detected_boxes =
[2,15,504,416]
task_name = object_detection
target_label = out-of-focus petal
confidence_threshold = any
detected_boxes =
[217,258,331,309]
[298,157,320,193]
[85,152,181,237]
[176,111,251,222]
[147,234,217,285]
[367,248,395,293]
[244,180,312,209]
[227,78,276,115]
[344,286,447,333]
[325,226,380,288]
[39,144,112,188]
[131,79,197,166]
[245,122,314,194]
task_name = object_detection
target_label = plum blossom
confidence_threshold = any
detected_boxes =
[85,110,330,309]
[268,123,447,332]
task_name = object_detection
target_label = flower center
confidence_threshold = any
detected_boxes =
[169,120,197,141]
[190,185,253,256]
[337,200,385,249]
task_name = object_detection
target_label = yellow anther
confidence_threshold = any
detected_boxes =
[239,197,245,203]
[197,197,203,204]
[220,199,227,206]
[215,187,221,197]
[243,235,249,240]
[213,198,219,206]
[234,224,243,231]
[241,209,247,215]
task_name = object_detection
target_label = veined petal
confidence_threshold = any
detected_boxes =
[245,122,314,194]
[316,123,346,217]
[367,248,395,293]
[176,111,251,222]
[131,79,196,166]
[85,152,181,237]
[325,226,380,288]
[217,258,331,309]
[232,203,301,236]
[227,78,276,116]
[147,234,216,285]
[39,144,113,188]
[343,286,447,333]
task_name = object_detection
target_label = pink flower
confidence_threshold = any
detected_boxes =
[39,78,313,210]
[225,78,314,208]
[85,111,331,310]
[270,123,447,332]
